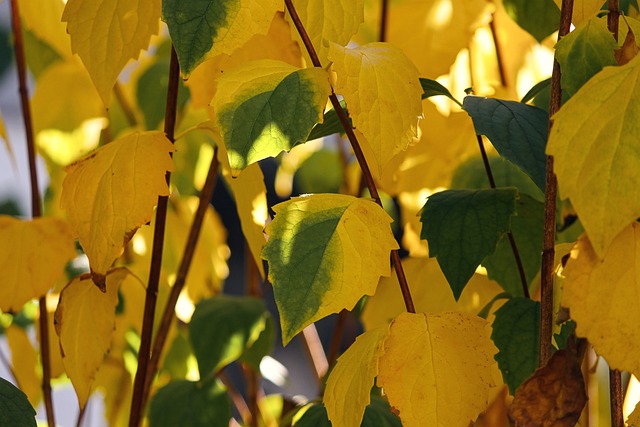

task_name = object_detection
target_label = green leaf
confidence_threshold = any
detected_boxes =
[463,96,549,191]
[148,379,230,427]
[419,188,518,299]
[294,397,401,427]
[419,78,462,106]
[188,296,268,377]
[554,320,576,350]
[555,16,618,97]
[212,60,331,174]
[477,292,512,319]
[239,313,275,370]
[262,194,398,344]
[520,78,551,104]
[502,0,560,42]
[0,377,36,427]
[491,298,540,394]
[293,150,344,194]
[294,403,332,427]
[306,102,349,142]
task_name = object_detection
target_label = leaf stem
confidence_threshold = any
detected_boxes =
[219,371,252,423]
[284,0,415,313]
[475,135,530,298]
[379,0,390,42]
[540,0,574,367]
[9,0,55,424]
[300,324,329,384]
[610,369,624,427]
[608,0,620,42]
[489,16,508,87]
[129,45,180,427]
[326,310,348,367]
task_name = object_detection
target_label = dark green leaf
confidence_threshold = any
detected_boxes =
[22,28,60,78]
[294,403,332,427]
[463,96,549,191]
[293,150,344,194]
[502,0,561,42]
[148,379,230,427]
[189,296,268,376]
[294,397,401,427]
[554,320,576,351]
[520,78,551,104]
[239,313,275,370]
[161,328,193,380]
[0,377,36,427]
[491,298,540,394]
[477,292,511,319]
[420,188,518,299]
[419,78,462,106]
[306,102,349,142]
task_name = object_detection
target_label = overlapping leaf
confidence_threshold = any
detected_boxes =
[5,326,40,407]
[296,397,401,427]
[0,378,36,427]
[163,0,281,76]
[211,60,330,174]
[502,0,560,42]
[547,53,640,257]
[328,43,422,176]
[60,131,175,286]
[62,0,161,104]
[18,0,72,59]
[262,194,398,344]
[0,216,75,312]
[553,0,607,25]
[420,188,518,299]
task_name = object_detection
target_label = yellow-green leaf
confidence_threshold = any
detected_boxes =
[0,217,75,312]
[324,326,389,427]
[261,194,398,344]
[547,53,640,257]
[328,42,422,176]
[212,60,331,174]
[552,0,606,25]
[18,0,72,59]
[561,223,640,377]
[54,268,125,407]
[60,131,175,286]
[377,312,500,427]
[62,0,161,104]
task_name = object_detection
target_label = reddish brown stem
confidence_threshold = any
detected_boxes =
[610,369,624,427]
[128,46,180,427]
[219,372,252,424]
[379,0,390,42]
[284,0,415,313]
[327,310,348,367]
[608,0,620,41]
[9,1,55,424]
[540,0,574,367]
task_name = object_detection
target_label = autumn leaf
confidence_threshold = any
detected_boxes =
[211,60,331,174]
[0,378,36,427]
[547,53,640,257]
[18,0,72,59]
[162,0,281,76]
[0,216,76,312]
[615,19,640,65]
[328,42,422,176]
[62,0,161,104]
[553,0,608,25]
[420,188,518,299]
[261,194,398,344]
[54,268,127,407]
[6,326,40,407]
[60,131,175,286]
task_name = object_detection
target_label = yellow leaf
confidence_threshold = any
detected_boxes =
[324,326,389,427]
[288,0,364,65]
[18,0,72,58]
[362,257,503,330]
[54,268,126,407]
[61,131,175,285]
[378,312,500,427]
[0,112,16,170]
[561,224,640,377]
[328,42,423,176]
[547,54,640,257]
[6,325,41,407]
[0,217,76,312]
[553,0,604,25]
[94,357,132,427]
[62,0,161,104]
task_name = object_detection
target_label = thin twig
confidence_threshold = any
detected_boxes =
[129,46,180,427]
[9,0,55,424]
[75,403,87,427]
[610,369,624,427]
[284,0,415,313]
[608,0,620,41]
[300,324,329,384]
[379,0,390,42]
[489,16,508,87]
[242,364,260,427]
[219,372,252,424]
[327,310,348,367]
[244,240,263,427]
[113,82,138,128]
[540,0,574,367]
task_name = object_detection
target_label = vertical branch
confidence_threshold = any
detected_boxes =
[129,46,180,427]
[608,0,620,41]
[284,0,415,313]
[379,0,390,43]
[489,16,508,88]
[300,325,329,383]
[610,369,624,427]
[9,1,55,425]
[540,0,574,367]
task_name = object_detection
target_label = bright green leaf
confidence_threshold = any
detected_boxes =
[502,0,560,42]
[420,78,462,106]
[212,60,331,174]
[521,78,552,105]
[463,96,549,191]
[262,194,398,344]
[0,377,36,427]
[420,188,518,299]
[293,150,343,194]
[491,297,540,394]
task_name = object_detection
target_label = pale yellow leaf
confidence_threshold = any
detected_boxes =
[18,0,72,58]
[562,224,640,377]
[553,0,605,25]
[60,131,175,284]
[328,42,423,176]
[62,0,161,104]
[324,326,389,427]
[54,268,126,407]
[378,312,500,427]
[0,217,75,312]
[547,53,640,257]
[6,325,40,407]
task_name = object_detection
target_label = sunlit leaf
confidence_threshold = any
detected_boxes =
[553,0,607,25]
[0,216,75,312]
[61,131,175,286]
[18,0,72,59]
[62,0,161,104]
[547,54,640,257]
[5,326,40,407]
[262,194,398,344]
[0,377,36,427]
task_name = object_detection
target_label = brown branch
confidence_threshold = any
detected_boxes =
[327,310,348,367]
[540,0,574,367]
[219,372,252,424]
[608,0,620,42]
[129,45,180,427]
[610,369,624,427]
[284,0,415,313]
[9,1,55,424]
[489,16,508,87]
[379,0,390,43]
